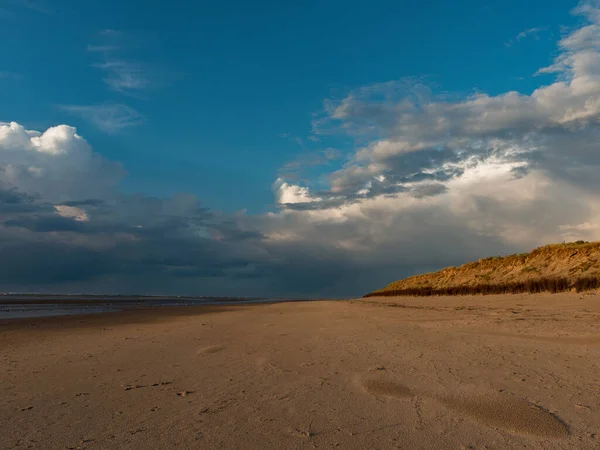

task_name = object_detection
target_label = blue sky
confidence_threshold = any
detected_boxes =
[0,0,578,212]
[1,0,600,296]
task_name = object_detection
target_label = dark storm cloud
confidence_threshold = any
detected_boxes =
[0,212,268,289]
[0,181,271,291]
[0,242,114,284]
[0,185,48,214]
[59,199,106,207]
[4,215,87,233]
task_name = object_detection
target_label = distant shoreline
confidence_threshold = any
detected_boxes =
[0,293,267,304]
[0,295,319,320]
[0,304,237,330]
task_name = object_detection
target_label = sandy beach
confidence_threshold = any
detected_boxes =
[2,293,600,450]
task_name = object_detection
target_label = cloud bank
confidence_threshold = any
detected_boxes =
[3,1,600,296]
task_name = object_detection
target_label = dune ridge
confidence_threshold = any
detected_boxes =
[366,241,600,297]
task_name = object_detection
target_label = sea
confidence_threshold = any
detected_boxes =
[0,294,309,320]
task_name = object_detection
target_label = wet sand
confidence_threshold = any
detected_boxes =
[2,292,600,449]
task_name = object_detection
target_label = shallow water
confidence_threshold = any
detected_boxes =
[0,304,121,319]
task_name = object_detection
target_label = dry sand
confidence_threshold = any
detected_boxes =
[2,292,600,449]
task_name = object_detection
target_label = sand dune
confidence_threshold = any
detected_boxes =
[367,241,600,297]
[2,292,600,449]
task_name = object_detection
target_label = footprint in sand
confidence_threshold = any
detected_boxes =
[360,377,413,399]
[197,345,225,356]
[439,393,569,438]
[358,374,568,438]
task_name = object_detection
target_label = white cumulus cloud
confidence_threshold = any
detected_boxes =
[0,122,125,203]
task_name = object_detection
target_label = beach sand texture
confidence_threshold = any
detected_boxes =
[2,292,600,449]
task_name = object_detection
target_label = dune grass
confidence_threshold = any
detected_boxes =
[364,275,600,297]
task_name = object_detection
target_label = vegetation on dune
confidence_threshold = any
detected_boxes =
[364,276,600,297]
[365,241,600,297]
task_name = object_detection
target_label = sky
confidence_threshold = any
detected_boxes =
[1,0,600,297]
